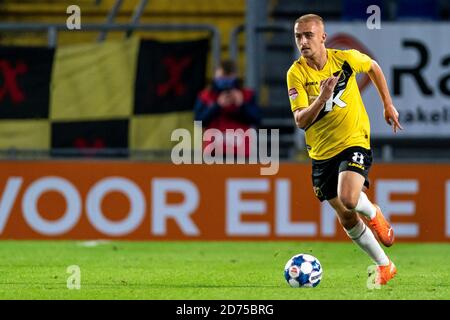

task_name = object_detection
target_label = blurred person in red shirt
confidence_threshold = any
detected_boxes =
[194,60,261,159]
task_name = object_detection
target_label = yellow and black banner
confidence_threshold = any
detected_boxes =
[0,45,54,150]
[0,37,208,154]
[134,39,208,114]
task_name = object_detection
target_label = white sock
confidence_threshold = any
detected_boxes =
[355,192,376,219]
[345,219,389,266]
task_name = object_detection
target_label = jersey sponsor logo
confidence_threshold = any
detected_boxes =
[305,81,319,87]
[288,88,298,100]
[325,61,352,110]
[324,89,347,111]
[348,162,365,170]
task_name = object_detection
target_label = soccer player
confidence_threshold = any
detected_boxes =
[287,14,402,285]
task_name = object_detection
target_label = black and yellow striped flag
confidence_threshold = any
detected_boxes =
[0,37,209,154]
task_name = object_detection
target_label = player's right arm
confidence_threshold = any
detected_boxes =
[291,76,338,129]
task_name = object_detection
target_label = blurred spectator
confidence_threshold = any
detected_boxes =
[194,60,261,158]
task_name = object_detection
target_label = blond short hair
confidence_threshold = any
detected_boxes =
[295,14,324,28]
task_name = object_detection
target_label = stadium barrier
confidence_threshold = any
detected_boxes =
[0,162,448,242]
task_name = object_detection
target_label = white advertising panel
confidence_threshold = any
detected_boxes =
[323,23,450,137]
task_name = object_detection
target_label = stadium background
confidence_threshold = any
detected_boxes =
[0,0,449,300]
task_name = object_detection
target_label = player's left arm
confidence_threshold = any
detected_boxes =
[367,60,403,133]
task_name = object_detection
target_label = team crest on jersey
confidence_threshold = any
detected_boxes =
[288,88,298,100]
[313,186,323,198]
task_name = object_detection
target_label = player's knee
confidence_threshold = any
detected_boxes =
[339,194,358,211]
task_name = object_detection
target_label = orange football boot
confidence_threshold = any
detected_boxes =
[376,260,397,285]
[368,204,395,247]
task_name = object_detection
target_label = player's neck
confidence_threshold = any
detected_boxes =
[305,48,328,71]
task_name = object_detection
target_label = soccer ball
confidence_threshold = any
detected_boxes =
[284,253,323,288]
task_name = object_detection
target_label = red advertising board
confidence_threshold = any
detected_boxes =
[0,162,448,241]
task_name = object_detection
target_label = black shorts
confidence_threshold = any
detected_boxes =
[311,146,373,202]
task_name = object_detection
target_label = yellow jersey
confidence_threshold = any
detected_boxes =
[287,48,372,160]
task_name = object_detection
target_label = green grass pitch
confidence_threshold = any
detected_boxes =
[0,241,448,299]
